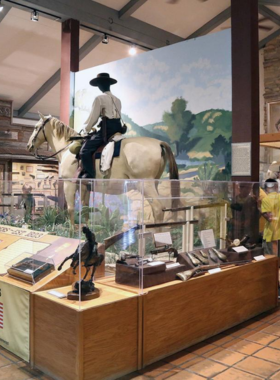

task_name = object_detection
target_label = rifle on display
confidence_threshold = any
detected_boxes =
[176,260,252,282]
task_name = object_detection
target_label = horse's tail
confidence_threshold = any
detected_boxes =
[160,142,179,180]
[160,142,180,207]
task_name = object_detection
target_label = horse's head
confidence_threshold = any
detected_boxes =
[27,112,51,153]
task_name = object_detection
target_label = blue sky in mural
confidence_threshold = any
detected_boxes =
[74,29,231,128]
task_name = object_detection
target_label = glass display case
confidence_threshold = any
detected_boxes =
[0,177,277,373]
[0,178,269,302]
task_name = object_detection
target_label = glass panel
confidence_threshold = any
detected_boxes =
[0,178,278,303]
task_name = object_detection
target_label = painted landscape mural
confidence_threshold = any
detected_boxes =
[74,30,231,180]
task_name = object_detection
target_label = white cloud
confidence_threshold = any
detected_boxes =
[137,56,169,74]
[180,76,232,114]
[181,58,212,74]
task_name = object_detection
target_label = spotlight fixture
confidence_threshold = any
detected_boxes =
[31,10,39,22]
[0,0,3,12]
[129,45,137,56]
[102,34,109,44]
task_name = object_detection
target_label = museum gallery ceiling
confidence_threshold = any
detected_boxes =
[0,0,279,120]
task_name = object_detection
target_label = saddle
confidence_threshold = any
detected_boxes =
[73,135,123,179]
[71,115,126,179]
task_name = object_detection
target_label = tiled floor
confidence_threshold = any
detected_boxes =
[3,308,280,379]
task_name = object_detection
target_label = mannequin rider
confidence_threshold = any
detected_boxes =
[79,73,125,179]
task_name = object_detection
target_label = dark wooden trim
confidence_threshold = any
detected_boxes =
[231,0,260,182]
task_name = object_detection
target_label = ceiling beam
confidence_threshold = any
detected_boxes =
[186,7,231,39]
[0,4,11,23]
[259,27,280,48]
[259,5,280,26]
[259,0,280,5]
[119,0,148,20]
[7,0,183,49]
[17,34,102,117]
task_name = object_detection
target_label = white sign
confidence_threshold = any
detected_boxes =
[233,246,248,253]
[147,261,165,267]
[232,142,251,176]
[166,262,181,269]
[154,232,172,248]
[254,255,266,261]
[208,268,222,274]
[199,229,216,248]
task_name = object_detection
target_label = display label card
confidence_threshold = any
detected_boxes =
[154,232,172,248]
[254,255,266,261]
[166,262,181,269]
[233,246,248,253]
[147,261,165,267]
[232,142,251,176]
[48,290,66,299]
[199,229,215,248]
[24,269,34,274]
[208,268,222,274]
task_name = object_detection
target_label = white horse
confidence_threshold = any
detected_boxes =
[27,113,180,225]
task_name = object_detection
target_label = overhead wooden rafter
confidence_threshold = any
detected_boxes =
[119,0,148,20]
[0,4,10,22]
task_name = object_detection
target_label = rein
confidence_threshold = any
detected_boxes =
[33,117,72,161]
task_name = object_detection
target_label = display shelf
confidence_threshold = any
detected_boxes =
[34,283,138,310]
[32,283,141,380]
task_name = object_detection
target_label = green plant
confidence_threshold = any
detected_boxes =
[32,207,68,232]
[88,204,124,255]
[195,162,219,181]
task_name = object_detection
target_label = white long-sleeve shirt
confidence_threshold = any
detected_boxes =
[84,91,122,133]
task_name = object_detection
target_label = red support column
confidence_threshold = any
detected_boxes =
[231,0,260,182]
[59,19,79,211]
[60,19,80,125]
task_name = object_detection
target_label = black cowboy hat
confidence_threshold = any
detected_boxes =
[89,73,117,87]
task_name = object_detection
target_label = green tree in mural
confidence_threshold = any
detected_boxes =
[210,135,231,166]
[163,97,194,154]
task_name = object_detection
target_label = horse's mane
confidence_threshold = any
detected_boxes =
[49,117,78,140]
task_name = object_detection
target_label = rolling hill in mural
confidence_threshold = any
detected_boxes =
[74,29,232,180]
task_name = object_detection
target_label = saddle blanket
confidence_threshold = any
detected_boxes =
[98,135,125,173]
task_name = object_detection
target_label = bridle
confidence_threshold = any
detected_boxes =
[31,117,71,161]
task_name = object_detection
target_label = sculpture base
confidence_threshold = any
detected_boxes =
[67,288,100,301]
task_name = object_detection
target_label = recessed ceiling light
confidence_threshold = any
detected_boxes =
[129,45,137,56]
[0,0,3,12]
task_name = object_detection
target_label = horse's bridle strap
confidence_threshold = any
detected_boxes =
[33,117,71,161]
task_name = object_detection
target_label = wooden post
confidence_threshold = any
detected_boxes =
[60,19,80,126]
[231,0,260,182]
[59,19,79,210]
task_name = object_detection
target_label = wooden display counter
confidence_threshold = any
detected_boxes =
[30,256,278,379]
[142,255,278,366]
[0,230,105,362]
[32,284,141,380]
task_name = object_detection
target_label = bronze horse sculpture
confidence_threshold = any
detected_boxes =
[58,226,104,284]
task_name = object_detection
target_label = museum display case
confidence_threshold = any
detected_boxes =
[0,178,278,379]
[0,177,275,297]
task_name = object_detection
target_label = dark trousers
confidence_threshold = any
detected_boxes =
[80,118,123,178]
[80,131,104,178]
